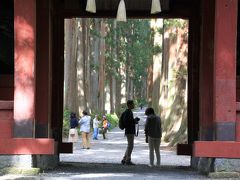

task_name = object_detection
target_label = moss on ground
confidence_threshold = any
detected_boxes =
[0,167,41,175]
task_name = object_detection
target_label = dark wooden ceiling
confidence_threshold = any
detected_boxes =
[58,0,198,18]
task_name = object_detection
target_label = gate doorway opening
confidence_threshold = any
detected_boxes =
[60,17,190,167]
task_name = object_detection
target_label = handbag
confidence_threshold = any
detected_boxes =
[69,128,76,137]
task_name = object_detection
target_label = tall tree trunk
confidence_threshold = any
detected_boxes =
[64,19,77,113]
[125,50,130,100]
[85,19,91,112]
[109,75,114,113]
[151,19,163,115]
[115,21,122,114]
[82,19,88,110]
[98,19,106,113]
[147,27,154,106]
[90,19,100,113]
[64,19,72,109]
[76,18,85,115]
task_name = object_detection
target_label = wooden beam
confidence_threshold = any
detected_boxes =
[59,0,196,19]
[193,141,240,158]
[0,101,13,110]
[0,138,55,155]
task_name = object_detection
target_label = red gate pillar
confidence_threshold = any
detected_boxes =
[214,0,237,141]
[14,0,36,137]
[194,0,240,159]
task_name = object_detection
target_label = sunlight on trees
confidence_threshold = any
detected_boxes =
[63,18,188,145]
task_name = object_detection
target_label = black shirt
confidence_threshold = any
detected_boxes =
[144,114,162,138]
[124,108,136,135]
[70,118,78,128]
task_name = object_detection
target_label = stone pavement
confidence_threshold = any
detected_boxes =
[0,108,216,179]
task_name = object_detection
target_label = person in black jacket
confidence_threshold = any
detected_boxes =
[145,107,162,167]
[68,112,79,143]
[121,100,138,165]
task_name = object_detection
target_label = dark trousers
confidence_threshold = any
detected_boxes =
[123,134,134,162]
[102,128,107,139]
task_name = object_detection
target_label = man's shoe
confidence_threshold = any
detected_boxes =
[121,160,125,165]
[125,161,135,165]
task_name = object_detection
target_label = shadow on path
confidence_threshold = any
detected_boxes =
[60,108,190,166]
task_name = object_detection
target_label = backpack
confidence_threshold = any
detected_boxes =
[119,111,126,130]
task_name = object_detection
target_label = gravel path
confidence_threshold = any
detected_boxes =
[0,108,213,179]
[60,107,190,166]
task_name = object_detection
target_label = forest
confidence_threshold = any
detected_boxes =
[64,18,188,145]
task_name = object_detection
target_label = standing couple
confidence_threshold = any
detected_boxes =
[121,100,162,167]
[68,111,91,149]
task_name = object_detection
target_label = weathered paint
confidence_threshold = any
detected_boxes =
[194,141,240,158]
[14,0,36,137]
[0,101,13,139]
[214,0,237,123]
[0,138,54,155]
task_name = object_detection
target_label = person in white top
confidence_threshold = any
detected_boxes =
[79,111,91,149]
[92,115,100,140]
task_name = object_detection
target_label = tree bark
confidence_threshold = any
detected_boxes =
[90,19,100,113]
[76,18,85,115]
[151,19,163,114]
[98,19,106,113]
[64,19,77,113]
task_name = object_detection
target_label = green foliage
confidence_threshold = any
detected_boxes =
[164,19,187,30]
[104,19,157,99]
[63,109,71,138]
[106,113,119,130]
[134,99,147,107]
[115,103,127,117]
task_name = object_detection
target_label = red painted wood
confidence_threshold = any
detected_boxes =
[0,101,13,110]
[214,0,237,122]
[14,0,36,136]
[194,141,240,158]
[0,101,13,138]
[0,122,13,138]
[0,138,55,155]
[0,111,13,121]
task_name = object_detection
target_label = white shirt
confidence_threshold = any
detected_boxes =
[93,118,99,129]
[79,115,91,133]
